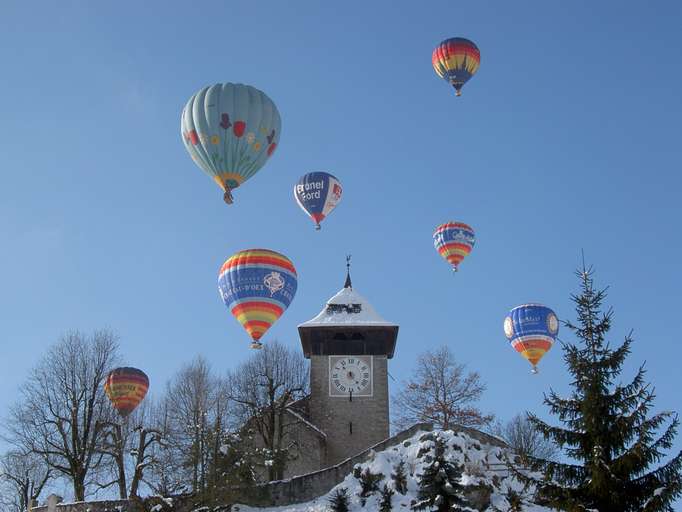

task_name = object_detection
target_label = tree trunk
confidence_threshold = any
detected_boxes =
[73,474,86,502]
[129,430,145,498]
[113,424,128,499]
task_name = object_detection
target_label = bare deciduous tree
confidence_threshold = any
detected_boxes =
[490,414,558,463]
[158,356,229,495]
[227,341,309,481]
[0,450,51,512]
[392,346,493,431]
[96,400,164,499]
[4,330,119,501]
[141,400,187,497]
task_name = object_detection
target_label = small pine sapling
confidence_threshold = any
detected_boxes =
[357,467,384,505]
[413,433,473,512]
[328,487,350,512]
[392,458,408,495]
[379,483,395,512]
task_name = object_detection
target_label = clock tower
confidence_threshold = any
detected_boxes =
[298,264,399,466]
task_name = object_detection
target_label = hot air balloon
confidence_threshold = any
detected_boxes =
[432,37,480,96]
[433,222,475,272]
[218,249,297,349]
[294,172,343,230]
[180,83,281,204]
[104,367,149,417]
[504,304,559,374]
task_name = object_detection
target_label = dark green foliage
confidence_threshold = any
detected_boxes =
[328,487,350,512]
[379,483,395,512]
[412,433,473,511]
[357,467,384,505]
[527,266,682,512]
[392,458,408,495]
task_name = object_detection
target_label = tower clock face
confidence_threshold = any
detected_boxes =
[329,356,373,397]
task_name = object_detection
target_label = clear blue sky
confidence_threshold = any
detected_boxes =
[1,0,681,497]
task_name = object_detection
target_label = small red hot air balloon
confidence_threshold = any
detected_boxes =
[104,367,149,417]
[432,37,481,96]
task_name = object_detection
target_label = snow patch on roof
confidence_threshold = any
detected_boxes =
[298,287,396,328]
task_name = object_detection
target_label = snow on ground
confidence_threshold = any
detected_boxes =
[234,428,553,511]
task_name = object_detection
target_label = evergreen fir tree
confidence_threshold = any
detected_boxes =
[392,458,408,495]
[412,433,473,511]
[527,265,682,511]
[328,487,350,512]
[379,483,395,512]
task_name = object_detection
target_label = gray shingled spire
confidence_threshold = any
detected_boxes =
[344,254,352,289]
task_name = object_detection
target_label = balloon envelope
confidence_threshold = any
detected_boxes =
[432,37,480,96]
[504,304,559,372]
[433,222,475,271]
[294,172,343,229]
[104,367,149,417]
[218,249,297,348]
[180,83,281,203]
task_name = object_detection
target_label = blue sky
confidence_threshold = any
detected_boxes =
[1,0,681,500]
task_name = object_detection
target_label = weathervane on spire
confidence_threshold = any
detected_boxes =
[344,254,352,289]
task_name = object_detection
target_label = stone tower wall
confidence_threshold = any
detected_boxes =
[309,355,389,466]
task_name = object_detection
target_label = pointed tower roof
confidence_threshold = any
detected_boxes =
[298,286,396,328]
[298,259,399,358]
[299,255,396,328]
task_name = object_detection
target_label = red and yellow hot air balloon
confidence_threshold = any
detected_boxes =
[104,367,149,417]
[433,222,476,272]
[432,37,480,96]
[218,249,298,349]
[504,304,559,373]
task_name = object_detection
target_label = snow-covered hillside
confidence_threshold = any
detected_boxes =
[235,428,552,511]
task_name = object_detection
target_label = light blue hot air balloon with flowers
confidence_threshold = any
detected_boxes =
[180,83,281,204]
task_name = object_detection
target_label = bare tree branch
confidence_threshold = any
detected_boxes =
[3,330,119,501]
[392,345,494,431]
[227,341,309,481]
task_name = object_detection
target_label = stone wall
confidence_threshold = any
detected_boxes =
[29,495,197,512]
[30,499,129,512]
[241,422,435,507]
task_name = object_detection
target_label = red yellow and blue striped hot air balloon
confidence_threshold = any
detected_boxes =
[218,249,297,349]
[504,304,559,374]
[432,37,480,96]
[433,222,476,272]
[104,367,149,418]
[180,83,281,205]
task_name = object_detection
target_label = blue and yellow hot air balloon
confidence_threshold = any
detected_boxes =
[432,37,480,96]
[218,249,297,349]
[504,304,559,373]
[294,172,343,230]
[104,367,149,418]
[433,222,475,272]
[181,83,281,204]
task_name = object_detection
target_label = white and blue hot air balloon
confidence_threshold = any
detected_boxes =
[293,172,343,230]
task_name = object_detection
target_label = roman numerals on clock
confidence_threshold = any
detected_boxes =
[329,356,372,397]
